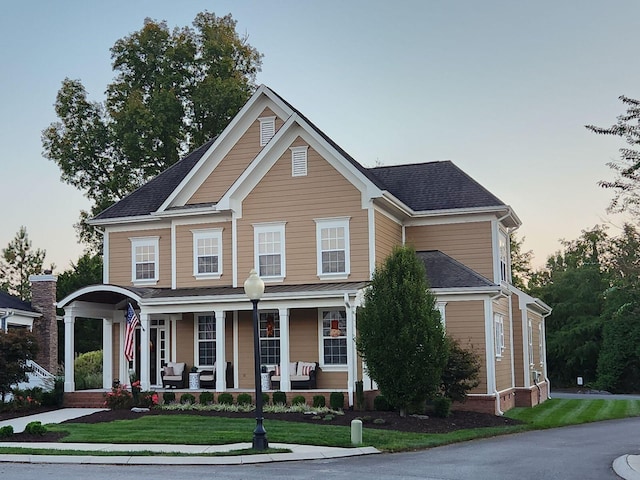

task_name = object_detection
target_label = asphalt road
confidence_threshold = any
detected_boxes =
[2,416,639,479]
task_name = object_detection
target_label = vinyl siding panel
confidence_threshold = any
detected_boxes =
[176,313,195,365]
[493,297,513,392]
[405,222,494,280]
[188,108,284,205]
[108,228,171,287]
[444,300,487,393]
[238,138,369,284]
[237,310,254,389]
[375,210,402,267]
[511,295,525,386]
[175,221,233,287]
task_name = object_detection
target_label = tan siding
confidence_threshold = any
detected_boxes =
[176,314,195,366]
[289,308,319,363]
[108,228,171,287]
[237,310,254,389]
[444,300,487,393]
[375,210,402,267]
[493,297,513,391]
[238,139,369,283]
[405,222,494,280]
[175,221,233,288]
[188,108,285,204]
[511,295,525,386]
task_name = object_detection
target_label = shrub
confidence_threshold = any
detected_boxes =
[374,394,393,412]
[42,377,64,407]
[25,421,46,435]
[292,395,306,406]
[272,391,286,405]
[312,395,326,408]
[104,386,133,409]
[373,418,386,425]
[163,392,176,404]
[137,391,158,408]
[0,425,13,438]
[440,337,480,403]
[355,380,365,410]
[218,393,234,405]
[329,391,344,410]
[73,350,103,390]
[180,393,196,405]
[323,414,335,421]
[11,387,42,411]
[262,393,270,405]
[199,391,214,405]
[237,393,252,406]
[432,396,452,418]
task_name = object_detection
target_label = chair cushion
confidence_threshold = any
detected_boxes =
[163,375,182,381]
[290,375,310,381]
[163,366,174,376]
[296,362,316,376]
[168,362,185,376]
[200,375,214,382]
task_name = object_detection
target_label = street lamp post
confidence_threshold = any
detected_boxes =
[243,269,268,450]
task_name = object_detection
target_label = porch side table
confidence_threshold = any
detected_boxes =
[261,372,271,391]
[189,372,200,390]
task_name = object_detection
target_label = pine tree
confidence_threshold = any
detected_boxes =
[0,226,47,301]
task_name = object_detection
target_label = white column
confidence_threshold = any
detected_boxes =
[346,296,355,407]
[102,317,113,389]
[63,310,75,392]
[215,310,226,391]
[139,311,151,390]
[279,308,291,392]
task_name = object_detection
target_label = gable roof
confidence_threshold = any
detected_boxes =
[417,250,496,289]
[0,291,38,313]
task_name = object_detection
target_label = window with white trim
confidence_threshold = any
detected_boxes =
[197,314,216,367]
[130,237,159,284]
[192,229,222,279]
[260,312,280,365]
[254,223,286,280]
[321,310,347,366]
[494,314,505,358]
[528,318,534,365]
[290,146,308,177]
[499,231,509,283]
[437,302,447,329]
[538,323,544,366]
[259,116,276,146]
[315,218,350,279]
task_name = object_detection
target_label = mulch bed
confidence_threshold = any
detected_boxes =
[1,407,522,443]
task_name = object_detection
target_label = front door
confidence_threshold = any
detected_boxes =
[150,319,168,386]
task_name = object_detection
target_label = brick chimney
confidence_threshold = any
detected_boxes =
[29,270,58,374]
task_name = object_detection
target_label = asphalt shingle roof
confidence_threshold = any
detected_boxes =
[0,291,37,313]
[417,250,496,289]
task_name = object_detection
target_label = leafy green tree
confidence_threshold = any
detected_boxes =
[440,337,480,403]
[0,330,39,403]
[0,226,48,301]
[42,12,263,250]
[356,246,448,416]
[510,234,533,291]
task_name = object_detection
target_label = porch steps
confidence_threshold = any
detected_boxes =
[64,391,106,408]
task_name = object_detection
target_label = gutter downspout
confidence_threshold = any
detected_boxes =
[0,311,14,332]
[541,310,552,399]
[488,291,507,415]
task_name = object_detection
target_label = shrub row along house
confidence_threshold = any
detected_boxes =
[59,86,550,414]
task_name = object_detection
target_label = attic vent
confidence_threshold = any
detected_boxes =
[290,146,308,177]
[259,116,276,146]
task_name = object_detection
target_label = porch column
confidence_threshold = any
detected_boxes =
[346,295,355,406]
[139,310,151,390]
[102,316,113,389]
[279,308,291,391]
[63,309,75,392]
[215,310,226,391]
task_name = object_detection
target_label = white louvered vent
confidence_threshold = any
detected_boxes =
[259,117,276,146]
[291,146,308,177]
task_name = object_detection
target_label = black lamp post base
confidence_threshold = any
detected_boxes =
[252,420,268,450]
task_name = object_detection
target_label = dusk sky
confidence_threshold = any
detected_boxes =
[1,1,637,270]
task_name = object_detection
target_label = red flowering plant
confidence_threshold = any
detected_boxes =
[136,390,159,408]
[104,385,133,409]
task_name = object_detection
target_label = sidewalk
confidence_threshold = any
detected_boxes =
[0,408,380,465]
[613,455,640,480]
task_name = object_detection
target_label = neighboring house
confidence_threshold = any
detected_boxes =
[58,85,550,414]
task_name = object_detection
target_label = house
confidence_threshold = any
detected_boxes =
[58,85,551,414]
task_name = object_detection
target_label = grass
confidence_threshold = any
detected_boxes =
[2,398,640,455]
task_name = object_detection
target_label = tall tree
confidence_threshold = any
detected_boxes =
[0,330,39,403]
[510,233,533,291]
[0,226,47,301]
[42,12,263,250]
[356,246,448,416]
[586,95,640,216]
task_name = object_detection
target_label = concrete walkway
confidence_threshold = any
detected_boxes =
[0,408,379,465]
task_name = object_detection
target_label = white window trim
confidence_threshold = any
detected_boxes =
[260,310,281,366]
[259,116,276,146]
[192,228,223,280]
[290,145,308,177]
[528,318,534,366]
[195,314,216,369]
[494,313,505,359]
[315,217,350,280]
[318,309,348,372]
[538,322,544,367]
[437,302,447,330]
[499,230,510,284]
[130,236,159,286]
[253,222,286,283]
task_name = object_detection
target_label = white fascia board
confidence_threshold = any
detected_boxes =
[103,221,171,234]
[404,212,498,227]
[432,286,502,297]
[158,87,293,212]
[411,205,518,222]
[58,285,144,309]
[1,309,40,319]
[152,206,221,218]
[89,215,160,227]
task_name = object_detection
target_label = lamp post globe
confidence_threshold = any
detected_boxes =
[244,269,268,450]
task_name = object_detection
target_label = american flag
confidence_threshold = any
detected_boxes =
[124,303,139,362]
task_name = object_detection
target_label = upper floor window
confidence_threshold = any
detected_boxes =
[499,231,509,283]
[494,313,505,358]
[260,312,280,365]
[130,236,159,285]
[259,116,276,146]
[320,310,347,367]
[197,314,216,367]
[315,217,350,279]
[254,222,286,281]
[290,146,308,177]
[192,229,223,279]
[528,319,534,365]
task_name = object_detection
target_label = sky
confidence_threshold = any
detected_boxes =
[0,0,638,271]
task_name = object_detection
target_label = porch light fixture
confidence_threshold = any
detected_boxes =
[243,269,268,450]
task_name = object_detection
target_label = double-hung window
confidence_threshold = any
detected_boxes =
[320,310,347,367]
[192,229,223,279]
[260,312,280,365]
[197,314,216,367]
[499,231,509,283]
[315,217,350,279]
[254,223,285,281]
[130,236,159,285]
[494,314,505,358]
[528,319,534,365]
[538,323,544,366]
